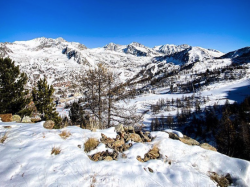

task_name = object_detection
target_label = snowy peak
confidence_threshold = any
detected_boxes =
[124,42,160,57]
[103,42,126,52]
[13,37,87,51]
[153,44,191,55]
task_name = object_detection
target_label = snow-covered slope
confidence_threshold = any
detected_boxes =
[0,122,249,186]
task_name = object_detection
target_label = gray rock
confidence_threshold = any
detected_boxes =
[43,120,55,129]
[21,116,32,123]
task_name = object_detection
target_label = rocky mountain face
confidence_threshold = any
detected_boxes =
[0,37,249,93]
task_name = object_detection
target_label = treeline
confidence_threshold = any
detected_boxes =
[190,97,250,160]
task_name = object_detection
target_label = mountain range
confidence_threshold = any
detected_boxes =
[0,37,249,90]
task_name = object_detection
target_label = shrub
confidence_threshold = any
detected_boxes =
[59,130,71,139]
[51,146,61,155]
[0,132,8,143]
[84,138,99,152]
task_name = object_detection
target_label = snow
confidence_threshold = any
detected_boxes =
[0,122,249,186]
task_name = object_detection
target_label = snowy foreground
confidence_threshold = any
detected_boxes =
[0,122,250,187]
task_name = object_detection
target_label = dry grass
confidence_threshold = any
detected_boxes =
[59,130,71,139]
[51,146,61,155]
[4,126,11,129]
[0,132,8,143]
[84,138,99,152]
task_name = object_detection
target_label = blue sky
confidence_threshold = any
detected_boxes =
[1,0,249,52]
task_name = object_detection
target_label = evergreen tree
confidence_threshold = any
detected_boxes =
[32,78,61,127]
[0,57,30,114]
[69,101,88,128]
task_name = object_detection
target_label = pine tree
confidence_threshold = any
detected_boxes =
[69,101,87,128]
[32,78,61,127]
[0,57,30,114]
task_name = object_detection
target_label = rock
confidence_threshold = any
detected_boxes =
[0,114,12,122]
[167,132,180,140]
[104,156,113,161]
[30,116,41,123]
[91,152,101,162]
[147,146,160,159]
[112,138,125,148]
[148,167,154,173]
[128,126,135,133]
[208,171,231,187]
[116,134,120,140]
[100,133,115,144]
[179,135,200,146]
[21,116,32,123]
[126,133,142,143]
[137,156,144,162]
[115,124,124,133]
[138,146,160,162]
[139,131,151,142]
[200,143,217,152]
[12,115,21,122]
[43,120,55,129]
[77,145,81,149]
[124,126,129,132]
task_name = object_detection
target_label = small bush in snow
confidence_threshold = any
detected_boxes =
[84,138,99,152]
[51,146,61,155]
[0,132,8,143]
[59,130,71,139]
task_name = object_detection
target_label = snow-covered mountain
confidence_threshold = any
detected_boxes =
[1,37,249,91]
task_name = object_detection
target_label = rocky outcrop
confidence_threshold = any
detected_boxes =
[43,120,55,129]
[179,135,200,146]
[62,47,89,65]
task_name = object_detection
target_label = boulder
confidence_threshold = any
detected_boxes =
[0,114,12,122]
[21,116,32,123]
[146,146,160,160]
[179,135,200,146]
[12,115,21,122]
[126,133,142,142]
[167,132,180,140]
[43,120,55,129]
[200,143,217,152]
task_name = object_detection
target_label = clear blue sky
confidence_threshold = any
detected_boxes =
[1,0,249,52]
